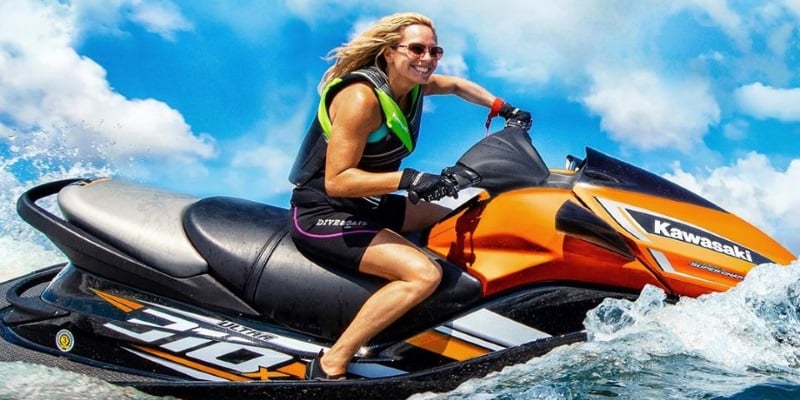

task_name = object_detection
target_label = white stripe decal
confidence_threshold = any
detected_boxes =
[445,309,550,347]
[649,249,675,273]
[124,347,229,381]
[595,197,649,240]
[433,326,505,351]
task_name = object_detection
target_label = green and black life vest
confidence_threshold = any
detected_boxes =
[288,66,424,188]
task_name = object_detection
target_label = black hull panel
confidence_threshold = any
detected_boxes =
[0,266,613,399]
[131,332,585,400]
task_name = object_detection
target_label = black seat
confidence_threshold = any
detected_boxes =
[183,196,290,296]
[183,196,483,343]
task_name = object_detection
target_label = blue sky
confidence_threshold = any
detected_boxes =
[1,0,800,253]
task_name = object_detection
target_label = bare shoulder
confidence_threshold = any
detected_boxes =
[333,82,378,106]
[329,82,382,131]
[330,82,380,116]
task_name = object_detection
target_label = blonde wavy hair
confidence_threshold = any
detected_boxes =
[317,12,437,93]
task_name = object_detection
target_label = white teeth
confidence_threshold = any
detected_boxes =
[414,66,430,73]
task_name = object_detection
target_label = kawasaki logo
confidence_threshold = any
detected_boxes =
[652,219,752,262]
[628,210,771,264]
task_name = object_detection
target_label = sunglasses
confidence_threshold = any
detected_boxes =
[393,43,444,60]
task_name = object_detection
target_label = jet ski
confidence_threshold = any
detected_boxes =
[0,126,795,399]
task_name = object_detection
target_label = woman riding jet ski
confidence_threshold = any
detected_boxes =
[287,12,531,380]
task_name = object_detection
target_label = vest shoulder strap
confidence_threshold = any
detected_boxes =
[317,66,421,152]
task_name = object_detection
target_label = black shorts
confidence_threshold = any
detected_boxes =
[290,186,406,271]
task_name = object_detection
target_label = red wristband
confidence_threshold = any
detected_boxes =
[488,97,504,118]
[484,97,505,135]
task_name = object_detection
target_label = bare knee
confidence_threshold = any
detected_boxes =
[359,230,442,296]
[406,258,442,297]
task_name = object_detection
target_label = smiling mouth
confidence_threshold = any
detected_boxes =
[413,65,432,74]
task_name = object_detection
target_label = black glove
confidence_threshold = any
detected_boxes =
[499,103,533,131]
[441,164,481,189]
[399,168,458,204]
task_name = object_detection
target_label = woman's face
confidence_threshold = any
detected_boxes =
[384,24,440,87]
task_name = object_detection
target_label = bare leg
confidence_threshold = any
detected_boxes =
[318,229,442,376]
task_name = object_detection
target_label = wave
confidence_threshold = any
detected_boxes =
[412,261,800,399]
[0,131,116,281]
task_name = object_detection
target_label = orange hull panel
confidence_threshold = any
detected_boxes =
[428,180,796,298]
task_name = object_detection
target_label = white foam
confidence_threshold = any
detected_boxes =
[1,131,116,281]
[585,261,800,371]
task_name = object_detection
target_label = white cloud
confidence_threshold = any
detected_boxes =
[224,125,301,200]
[226,140,296,199]
[437,53,468,79]
[734,83,800,121]
[128,0,193,40]
[0,0,212,172]
[71,0,192,40]
[582,69,720,151]
[766,23,794,57]
[784,0,800,19]
[722,119,749,140]
[665,153,800,255]
[428,1,661,85]
[676,0,749,50]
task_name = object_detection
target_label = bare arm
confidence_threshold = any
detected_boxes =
[423,74,498,107]
[323,83,404,197]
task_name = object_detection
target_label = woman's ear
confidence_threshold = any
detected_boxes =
[376,48,390,69]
